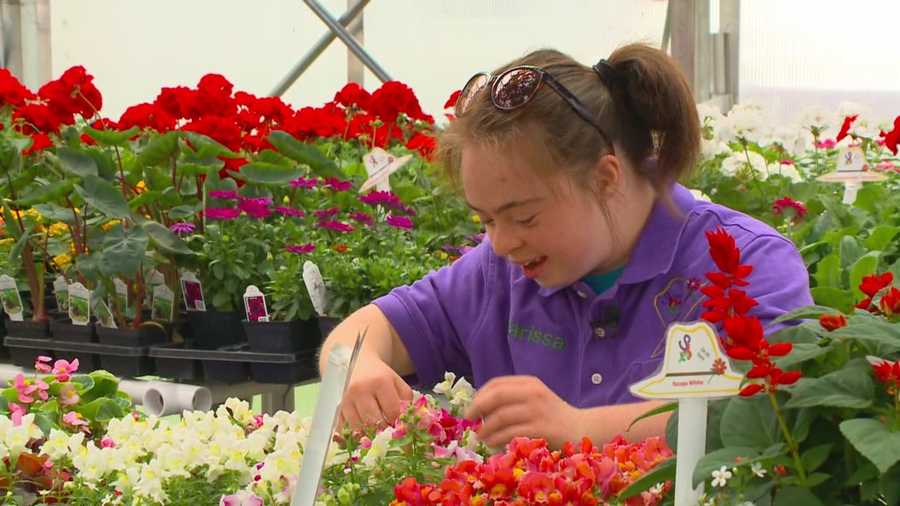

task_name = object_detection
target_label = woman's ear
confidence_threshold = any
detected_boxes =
[590,153,623,196]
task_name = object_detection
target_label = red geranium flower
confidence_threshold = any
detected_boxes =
[0,68,35,107]
[334,82,372,110]
[406,132,437,160]
[772,197,808,222]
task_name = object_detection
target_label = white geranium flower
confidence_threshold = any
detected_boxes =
[721,150,769,179]
[796,105,831,130]
[718,103,769,144]
[711,465,733,487]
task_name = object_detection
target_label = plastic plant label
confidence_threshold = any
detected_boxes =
[817,145,885,184]
[111,278,128,314]
[151,285,175,322]
[53,275,69,312]
[94,299,117,329]
[629,321,743,399]
[67,282,91,326]
[0,275,24,321]
[303,260,328,317]
[148,269,166,287]
[839,145,867,173]
[180,271,206,312]
[243,285,269,322]
[359,148,413,193]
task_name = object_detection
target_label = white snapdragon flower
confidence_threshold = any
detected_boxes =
[362,427,395,466]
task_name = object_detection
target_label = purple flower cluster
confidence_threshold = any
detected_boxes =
[313,207,340,219]
[169,222,196,235]
[349,211,374,226]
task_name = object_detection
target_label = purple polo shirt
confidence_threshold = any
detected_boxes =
[373,184,812,407]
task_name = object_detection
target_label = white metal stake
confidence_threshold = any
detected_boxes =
[842,181,861,205]
[675,398,708,506]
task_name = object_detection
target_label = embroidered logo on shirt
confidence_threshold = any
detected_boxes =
[508,322,566,351]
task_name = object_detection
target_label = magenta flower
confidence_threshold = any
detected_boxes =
[8,402,25,426]
[204,207,241,220]
[289,176,317,189]
[318,220,354,233]
[220,491,264,506]
[35,355,52,373]
[313,207,340,219]
[169,221,196,234]
[209,190,239,200]
[815,138,836,149]
[285,243,316,254]
[238,197,273,219]
[386,214,414,230]
[359,190,402,208]
[324,177,352,192]
[349,211,373,226]
[53,358,79,382]
[100,436,116,448]
[62,411,88,427]
[275,206,305,218]
[238,196,273,207]
[13,373,49,404]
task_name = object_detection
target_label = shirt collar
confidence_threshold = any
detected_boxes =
[531,183,696,297]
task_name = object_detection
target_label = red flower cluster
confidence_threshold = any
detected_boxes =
[772,197,807,222]
[700,227,800,397]
[390,436,671,506]
[855,272,894,312]
[872,359,900,395]
[880,116,900,155]
[818,313,847,331]
[1,66,103,154]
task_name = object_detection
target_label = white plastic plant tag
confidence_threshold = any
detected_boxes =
[94,299,117,329]
[53,275,69,312]
[180,271,206,312]
[629,321,744,506]
[817,145,885,184]
[0,275,24,321]
[243,285,269,322]
[303,261,328,317]
[111,278,128,314]
[359,148,412,193]
[148,269,166,287]
[67,282,91,326]
[151,285,175,322]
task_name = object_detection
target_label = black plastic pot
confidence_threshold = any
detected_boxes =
[49,319,97,342]
[4,336,53,368]
[97,321,169,347]
[149,343,317,384]
[4,319,50,339]
[150,343,249,383]
[45,339,155,377]
[186,310,246,349]
[243,318,322,354]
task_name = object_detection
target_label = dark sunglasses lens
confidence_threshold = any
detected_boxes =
[492,68,541,110]
[455,74,490,116]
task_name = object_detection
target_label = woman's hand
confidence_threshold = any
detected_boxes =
[339,354,413,430]
[465,375,584,449]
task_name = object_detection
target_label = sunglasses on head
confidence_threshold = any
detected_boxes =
[454,65,614,149]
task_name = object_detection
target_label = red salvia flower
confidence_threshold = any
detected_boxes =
[836,114,858,143]
[819,313,847,331]
[739,383,764,397]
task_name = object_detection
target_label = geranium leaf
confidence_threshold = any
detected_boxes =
[56,146,98,177]
[137,131,181,167]
[840,418,900,474]
[233,161,303,185]
[267,130,340,178]
[864,225,900,251]
[83,125,140,146]
[849,251,881,301]
[772,305,840,324]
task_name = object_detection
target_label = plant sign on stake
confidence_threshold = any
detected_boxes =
[53,275,68,313]
[94,298,116,329]
[151,284,175,322]
[243,285,269,322]
[67,282,91,326]
[112,278,128,314]
[360,147,412,193]
[817,144,886,204]
[302,261,328,317]
[292,329,367,506]
[180,270,206,312]
[0,274,24,321]
[630,321,744,506]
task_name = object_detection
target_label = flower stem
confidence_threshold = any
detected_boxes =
[768,391,807,483]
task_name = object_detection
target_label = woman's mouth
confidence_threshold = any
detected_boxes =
[522,256,548,279]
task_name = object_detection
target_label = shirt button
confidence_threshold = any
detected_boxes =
[594,327,606,338]
[576,290,588,299]
[591,373,603,385]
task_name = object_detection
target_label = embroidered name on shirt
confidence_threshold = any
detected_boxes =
[508,322,566,351]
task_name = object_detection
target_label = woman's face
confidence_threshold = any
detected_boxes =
[461,142,622,287]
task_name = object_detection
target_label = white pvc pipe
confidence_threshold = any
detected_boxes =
[142,382,212,416]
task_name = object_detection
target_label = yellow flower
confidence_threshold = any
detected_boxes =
[436,251,449,260]
[470,214,481,224]
[53,254,72,270]
[0,238,14,247]
[135,181,147,194]
[101,220,121,231]
[48,222,69,237]
[26,209,43,222]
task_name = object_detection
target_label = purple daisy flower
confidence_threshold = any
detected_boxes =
[285,243,316,254]
[275,206,305,218]
[169,222,196,235]
[359,190,402,208]
[386,214,414,230]
[317,220,354,233]
[314,207,340,219]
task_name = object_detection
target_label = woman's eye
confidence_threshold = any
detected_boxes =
[516,215,537,226]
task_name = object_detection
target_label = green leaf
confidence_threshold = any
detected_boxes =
[864,225,900,251]
[16,179,76,206]
[814,254,841,288]
[81,370,120,403]
[56,146,99,177]
[141,220,193,256]
[183,132,239,159]
[772,305,840,324]
[720,396,780,449]
[168,204,201,219]
[75,174,131,218]
[267,130,340,177]
[100,225,149,278]
[233,161,302,185]
[70,374,95,394]
[840,236,865,270]
[801,444,833,472]
[627,402,676,432]
[840,418,900,474]
[785,359,874,409]
[850,251,881,301]
[32,411,57,435]
[829,314,900,351]
[83,126,140,146]
[128,190,163,210]
[693,447,759,487]
[803,472,831,488]
[773,486,825,506]
[810,286,852,313]
[9,224,33,264]
[138,131,180,167]
[618,459,674,499]
[32,202,76,223]
[774,341,834,369]
[77,397,125,422]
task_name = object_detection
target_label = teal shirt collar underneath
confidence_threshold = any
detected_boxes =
[582,266,625,295]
